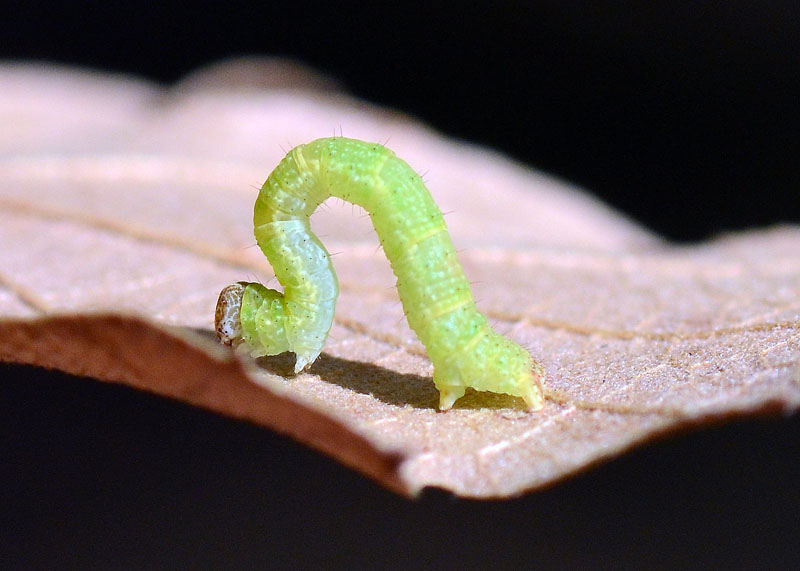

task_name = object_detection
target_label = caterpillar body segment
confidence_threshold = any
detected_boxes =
[215,137,545,410]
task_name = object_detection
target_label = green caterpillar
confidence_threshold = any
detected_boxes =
[215,137,545,410]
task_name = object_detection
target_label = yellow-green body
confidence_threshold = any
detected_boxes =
[218,137,544,410]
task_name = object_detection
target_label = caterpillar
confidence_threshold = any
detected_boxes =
[215,137,545,410]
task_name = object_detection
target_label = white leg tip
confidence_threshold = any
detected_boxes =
[293,350,321,374]
[438,386,466,411]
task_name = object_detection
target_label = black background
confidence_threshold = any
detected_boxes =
[2,2,800,568]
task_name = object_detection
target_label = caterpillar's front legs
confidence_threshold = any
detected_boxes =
[215,281,313,372]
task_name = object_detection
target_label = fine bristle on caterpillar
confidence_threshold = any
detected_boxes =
[215,137,545,410]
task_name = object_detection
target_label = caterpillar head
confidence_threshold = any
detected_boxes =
[215,282,247,346]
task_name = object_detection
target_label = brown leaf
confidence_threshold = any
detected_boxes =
[1,60,798,498]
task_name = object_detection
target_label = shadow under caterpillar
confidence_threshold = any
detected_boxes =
[215,137,545,410]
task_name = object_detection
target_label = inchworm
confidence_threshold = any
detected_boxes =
[215,137,545,410]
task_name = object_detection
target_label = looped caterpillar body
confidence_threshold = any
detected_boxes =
[215,137,545,410]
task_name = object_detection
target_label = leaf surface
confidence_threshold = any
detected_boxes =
[1,60,798,497]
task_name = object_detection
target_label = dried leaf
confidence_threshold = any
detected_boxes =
[1,60,798,498]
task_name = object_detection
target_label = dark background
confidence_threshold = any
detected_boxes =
[2,2,799,568]
[2,365,799,569]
